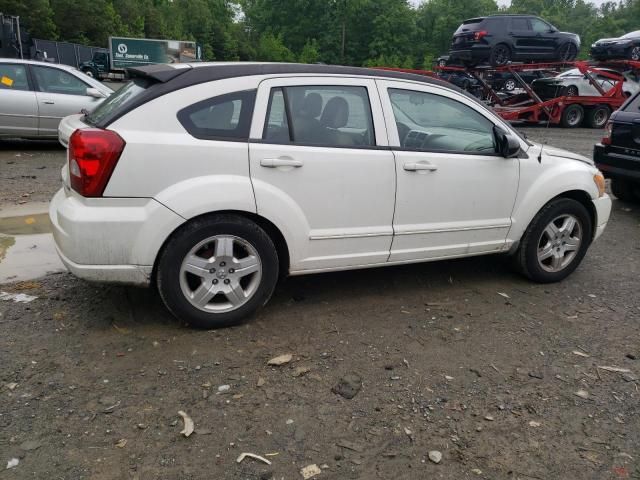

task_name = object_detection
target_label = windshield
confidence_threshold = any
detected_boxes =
[85,78,150,125]
[621,30,640,39]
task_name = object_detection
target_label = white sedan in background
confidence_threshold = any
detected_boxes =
[0,58,112,139]
[532,67,640,98]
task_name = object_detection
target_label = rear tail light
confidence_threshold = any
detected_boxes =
[69,128,125,197]
[474,30,488,41]
[601,122,613,145]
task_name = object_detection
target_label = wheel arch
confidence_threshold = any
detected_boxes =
[151,209,291,287]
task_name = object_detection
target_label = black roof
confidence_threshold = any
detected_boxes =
[99,62,471,128]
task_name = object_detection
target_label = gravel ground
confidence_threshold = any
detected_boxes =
[1,126,639,479]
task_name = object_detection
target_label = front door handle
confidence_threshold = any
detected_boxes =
[403,161,438,172]
[42,100,55,105]
[260,158,303,168]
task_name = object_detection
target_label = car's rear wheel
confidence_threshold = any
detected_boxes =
[565,85,579,97]
[489,44,511,66]
[504,78,517,91]
[561,104,584,128]
[515,198,592,283]
[157,215,279,328]
[611,178,640,202]
[629,46,640,61]
[585,105,610,129]
[558,43,578,61]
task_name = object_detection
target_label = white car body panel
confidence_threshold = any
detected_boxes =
[50,66,612,286]
[376,79,520,261]
[249,76,396,271]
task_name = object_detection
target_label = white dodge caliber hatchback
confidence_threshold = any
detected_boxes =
[51,63,612,328]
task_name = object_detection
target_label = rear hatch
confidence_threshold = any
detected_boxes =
[451,18,485,50]
[606,94,640,167]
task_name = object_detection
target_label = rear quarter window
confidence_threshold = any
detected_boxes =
[177,89,256,141]
[624,92,640,112]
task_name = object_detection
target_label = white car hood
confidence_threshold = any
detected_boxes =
[532,142,594,165]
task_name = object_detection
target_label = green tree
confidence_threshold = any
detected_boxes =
[0,0,58,39]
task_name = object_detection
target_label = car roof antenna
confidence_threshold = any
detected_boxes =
[538,83,561,164]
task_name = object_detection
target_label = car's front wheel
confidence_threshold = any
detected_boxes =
[558,43,578,61]
[157,215,279,328]
[515,198,592,283]
[504,78,517,91]
[629,46,640,61]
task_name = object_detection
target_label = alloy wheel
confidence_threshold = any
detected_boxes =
[494,46,510,65]
[179,235,262,313]
[504,79,516,91]
[560,43,577,61]
[630,46,640,61]
[537,214,582,273]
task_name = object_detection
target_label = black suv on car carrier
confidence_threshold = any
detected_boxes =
[595,91,640,202]
[449,15,580,66]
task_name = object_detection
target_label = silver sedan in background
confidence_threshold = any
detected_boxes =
[0,58,113,139]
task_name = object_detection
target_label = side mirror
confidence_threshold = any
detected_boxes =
[86,87,106,99]
[494,126,521,158]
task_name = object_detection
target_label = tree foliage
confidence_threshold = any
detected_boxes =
[1,0,640,67]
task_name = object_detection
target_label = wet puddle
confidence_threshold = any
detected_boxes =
[0,211,65,284]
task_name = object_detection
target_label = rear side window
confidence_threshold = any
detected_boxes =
[178,89,256,141]
[0,64,30,91]
[263,85,375,147]
[454,18,483,34]
[510,18,530,30]
[624,92,640,111]
[85,78,149,125]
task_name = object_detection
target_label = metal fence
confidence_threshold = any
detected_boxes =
[30,39,108,69]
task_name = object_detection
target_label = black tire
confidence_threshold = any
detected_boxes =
[629,45,640,61]
[83,69,95,78]
[558,42,578,62]
[489,44,511,66]
[156,214,279,329]
[585,105,610,129]
[504,78,517,91]
[561,104,584,128]
[611,178,640,202]
[565,85,579,97]
[515,198,592,283]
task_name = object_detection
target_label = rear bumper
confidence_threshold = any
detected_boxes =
[592,194,612,242]
[594,143,640,181]
[49,187,184,286]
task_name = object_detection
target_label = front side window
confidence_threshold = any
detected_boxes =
[263,85,375,147]
[31,66,89,96]
[178,89,256,141]
[530,18,551,33]
[0,64,30,91]
[511,18,530,31]
[388,88,496,154]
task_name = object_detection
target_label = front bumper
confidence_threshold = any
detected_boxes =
[49,187,184,286]
[591,44,628,59]
[592,194,612,242]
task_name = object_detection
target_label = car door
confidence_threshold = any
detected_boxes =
[529,18,559,57]
[509,17,537,58]
[376,80,520,262]
[0,62,39,137]
[29,64,103,136]
[248,77,396,272]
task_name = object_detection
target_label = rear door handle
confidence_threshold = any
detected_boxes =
[403,161,438,172]
[42,100,55,105]
[260,158,303,168]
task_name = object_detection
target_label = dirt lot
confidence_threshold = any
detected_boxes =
[1,128,639,479]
